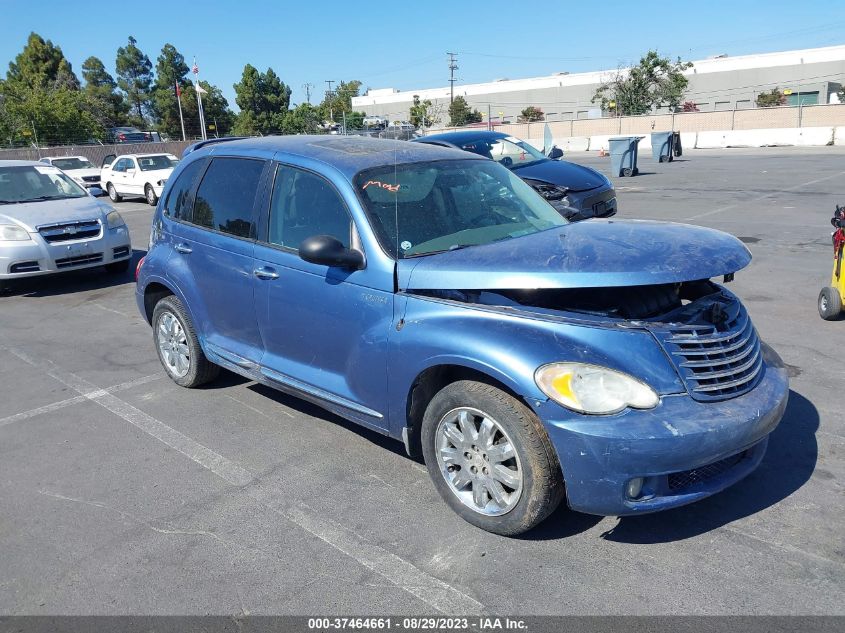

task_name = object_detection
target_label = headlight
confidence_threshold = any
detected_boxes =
[106,210,125,229]
[535,362,659,415]
[0,224,31,241]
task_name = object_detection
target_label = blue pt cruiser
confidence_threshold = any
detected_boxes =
[136,136,789,536]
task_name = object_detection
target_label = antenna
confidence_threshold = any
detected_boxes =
[447,52,458,103]
[302,82,314,104]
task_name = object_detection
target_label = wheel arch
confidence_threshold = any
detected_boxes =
[402,362,537,459]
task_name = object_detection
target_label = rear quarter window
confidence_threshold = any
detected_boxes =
[164,159,206,220]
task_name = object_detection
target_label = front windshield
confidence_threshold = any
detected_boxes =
[0,165,88,204]
[138,155,177,171]
[459,136,546,169]
[50,157,95,171]
[355,158,567,258]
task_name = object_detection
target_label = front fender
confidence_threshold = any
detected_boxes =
[386,294,685,437]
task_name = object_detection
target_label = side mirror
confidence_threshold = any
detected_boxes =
[299,235,365,270]
[548,146,564,160]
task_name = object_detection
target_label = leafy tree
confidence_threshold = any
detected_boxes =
[448,96,482,127]
[410,95,440,128]
[320,80,362,122]
[5,32,79,91]
[81,56,129,127]
[593,51,693,115]
[344,111,365,130]
[115,36,154,123]
[2,85,102,145]
[281,103,321,135]
[519,106,544,122]
[151,44,190,138]
[233,64,291,135]
[756,88,786,108]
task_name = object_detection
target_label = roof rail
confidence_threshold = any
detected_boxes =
[182,136,248,157]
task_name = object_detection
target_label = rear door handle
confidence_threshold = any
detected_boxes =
[174,243,192,254]
[254,266,279,280]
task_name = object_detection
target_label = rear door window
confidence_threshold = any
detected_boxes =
[189,157,265,239]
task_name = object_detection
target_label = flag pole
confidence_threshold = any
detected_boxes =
[175,81,186,141]
[193,58,207,141]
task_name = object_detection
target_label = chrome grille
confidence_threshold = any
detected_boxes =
[55,253,103,269]
[654,301,763,402]
[38,219,101,243]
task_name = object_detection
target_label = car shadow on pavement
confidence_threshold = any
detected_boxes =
[246,382,413,461]
[1,248,147,298]
[595,388,818,544]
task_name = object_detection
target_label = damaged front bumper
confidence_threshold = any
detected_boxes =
[535,343,789,516]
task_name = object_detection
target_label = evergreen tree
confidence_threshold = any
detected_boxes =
[115,36,153,123]
[232,64,291,135]
[152,44,190,138]
[81,56,129,127]
[6,32,79,91]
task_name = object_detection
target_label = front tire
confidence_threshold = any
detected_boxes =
[145,184,158,206]
[107,183,122,202]
[421,380,565,536]
[152,295,220,387]
[818,286,843,320]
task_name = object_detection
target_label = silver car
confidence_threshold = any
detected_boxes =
[0,160,132,291]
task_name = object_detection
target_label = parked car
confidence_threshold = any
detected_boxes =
[106,126,150,144]
[39,155,103,192]
[0,160,131,291]
[414,130,616,221]
[362,115,388,129]
[100,153,179,205]
[136,136,788,536]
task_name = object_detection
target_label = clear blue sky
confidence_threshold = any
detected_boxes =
[1,0,844,111]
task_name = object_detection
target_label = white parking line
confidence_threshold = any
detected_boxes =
[0,373,162,428]
[2,346,484,614]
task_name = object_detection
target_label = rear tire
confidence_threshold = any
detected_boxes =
[421,380,565,536]
[818,286,843,320]
[145,184,158,206]
[152,295,220,388]
[107,183,122,202]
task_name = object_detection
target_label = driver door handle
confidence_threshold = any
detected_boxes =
[174,243,192,254]
[254,266,279,280]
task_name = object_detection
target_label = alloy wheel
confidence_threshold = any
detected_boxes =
[157,311,190,377]
[435,407,523,516]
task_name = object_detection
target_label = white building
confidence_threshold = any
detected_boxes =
[352,44,845,124]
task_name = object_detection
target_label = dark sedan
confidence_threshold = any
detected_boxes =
[413,130,616,221]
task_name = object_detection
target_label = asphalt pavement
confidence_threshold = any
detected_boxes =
[0,146,843,616]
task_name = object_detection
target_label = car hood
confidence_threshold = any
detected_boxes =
[398,219,751,290]
[138,168,174,181]
[0,196,110,231]
[65,168,101,179]
[511,159,608,192]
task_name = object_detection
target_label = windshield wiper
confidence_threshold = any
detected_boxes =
[17,195,74,203]
[404,243,476,258]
